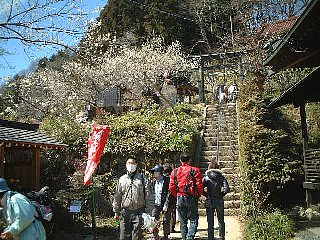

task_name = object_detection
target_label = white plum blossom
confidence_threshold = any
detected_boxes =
[11,26,195,120]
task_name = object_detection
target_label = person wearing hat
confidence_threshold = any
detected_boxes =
[150,164,173,240]
[0,178,46,240]
[162,163,177,233]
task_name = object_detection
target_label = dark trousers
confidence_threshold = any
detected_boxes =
[206,198,225,240]
[177,196,199,240]
[152,204,175,237]
[120,208,144,240]
[169,204,176,231]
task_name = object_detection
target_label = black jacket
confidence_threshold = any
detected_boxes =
[203,169,230,199]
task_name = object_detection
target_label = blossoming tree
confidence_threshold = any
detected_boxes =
[7,21,196,120]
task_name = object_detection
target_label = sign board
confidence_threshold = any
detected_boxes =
[161,85,177,105]
[69,200,82,213]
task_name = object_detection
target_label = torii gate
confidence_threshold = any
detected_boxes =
[189,49,250,103]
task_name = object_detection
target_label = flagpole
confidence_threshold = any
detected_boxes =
[87,117,97,240]
[91,175,97,240]
[83,121,111,240]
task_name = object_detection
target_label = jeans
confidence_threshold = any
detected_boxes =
[206,198,225,240]
[177,196,199,240]
[119,208,144,240]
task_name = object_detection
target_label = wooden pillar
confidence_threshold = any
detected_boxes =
[34,148,41,190]
[0,146,4,177]
[198,57,205,103]
[300,103,311,207]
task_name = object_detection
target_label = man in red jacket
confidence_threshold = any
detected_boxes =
[169,153,203,240]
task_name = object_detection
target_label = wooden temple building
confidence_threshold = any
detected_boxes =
[0,119,66,191]
[265,0,320,206]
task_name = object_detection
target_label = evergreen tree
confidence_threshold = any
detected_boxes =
[98,0,199,50]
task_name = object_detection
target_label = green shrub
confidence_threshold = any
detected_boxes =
[244,211,294,240]
[39,102,202,218]
[238,76,303,215]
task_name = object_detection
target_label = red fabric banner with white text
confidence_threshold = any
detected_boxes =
[84,125,111,186]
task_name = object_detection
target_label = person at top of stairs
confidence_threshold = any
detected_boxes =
[203,160,230,240]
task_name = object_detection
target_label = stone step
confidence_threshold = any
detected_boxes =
[201,143,239,149]
[206,110,237,115]
[203,136,238,146]
[199,155,239,163]
[201,152,239,157]
[200,154,239,160]
[198,193,240,204]
[199,208,241,216]
[206,109,237,115]
[225,177,241,186]
[204,128,238,134]
[225,200,241,209]
[199,161,239,169]
[198,204,241,216]
[207,105,237,111]
[205,128,238,134]
[200,151,239,159]
[205,127,238,132]
[221,167,240,174]
[201,147,239,152]
[199,165,240,173]
[224,192,241,201]
[205,114,238,121]
[203,135,237,140]
[205,124,237,129]
[204,121,237,126]
[204,116,238,126]
[205,120,237,125]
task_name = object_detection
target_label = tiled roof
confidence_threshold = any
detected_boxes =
[260,16,298,37]
[0,120,67,149]
[264,0,320,71]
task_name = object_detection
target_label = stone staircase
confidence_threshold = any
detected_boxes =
[198,102,241,216]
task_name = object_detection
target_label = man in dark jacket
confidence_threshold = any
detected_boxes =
[162,163,176,233]
[169,153,203,240]
[203,160,230,240]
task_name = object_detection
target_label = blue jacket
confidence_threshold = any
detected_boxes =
[2,191,46,240]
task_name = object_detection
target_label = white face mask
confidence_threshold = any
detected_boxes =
[126,163,137,173]
[153,172,161,178]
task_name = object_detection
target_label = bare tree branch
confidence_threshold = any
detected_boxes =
[0,0,90,50]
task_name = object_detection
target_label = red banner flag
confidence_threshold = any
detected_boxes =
[84,125,111,186]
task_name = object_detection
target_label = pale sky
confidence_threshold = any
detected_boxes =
[0,0,108,85]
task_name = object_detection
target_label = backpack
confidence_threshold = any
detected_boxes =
[174,167,199,197]
[25,191,54,222]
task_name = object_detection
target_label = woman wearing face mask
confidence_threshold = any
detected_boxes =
[150,164,173,240]
[0,178,46,240]
[113,156,154,240]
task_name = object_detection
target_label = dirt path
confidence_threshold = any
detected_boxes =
[146,215,243,240]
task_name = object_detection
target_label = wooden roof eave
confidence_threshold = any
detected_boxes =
[263,0,320,71]
[269,67,320,108]
[0,140,67,150]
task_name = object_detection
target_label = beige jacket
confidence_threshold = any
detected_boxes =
[113,172,154,215]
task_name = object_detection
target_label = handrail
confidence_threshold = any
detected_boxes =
[216,85,224,164]
[196,105,207,167]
